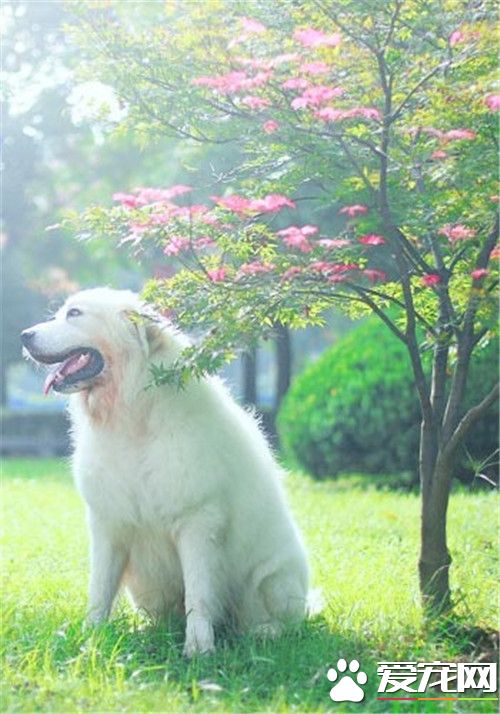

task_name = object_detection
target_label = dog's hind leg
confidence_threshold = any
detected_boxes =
[250,563,308,637]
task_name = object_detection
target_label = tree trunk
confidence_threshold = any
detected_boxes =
[418,421,453,613]
[241,347,257,406]
[274,323,291,411]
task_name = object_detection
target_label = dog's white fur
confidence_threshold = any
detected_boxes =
[26,288,308,655]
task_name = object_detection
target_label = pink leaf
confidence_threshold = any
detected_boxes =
[163,236,191,255]
[281,77,310,90]
[240,17,266,33]
[315,106,381,122]
[282,266,303,281]
[241,95,271,109]
[263,120,279,133]
[421,274,441,287]
[212,193,295,214]
[192,70,271,94]
[471,269,489,280]
[299,61,330,75]
[358,234,386,246]
[248,194,296,212]
[292,85,344,110]
[443,129,476,142]
[207,267,227,282]
[363,269,387,283]
[449,29,464,46]
[277,225,317,252]
[237,261,275,278]
[211,194,251,213]
[112,192,144,208]
[293,28,341,48]
[339,204,369,218]
[485,94,500,111]
[318,238,351,249]
[431,150,449,160]
[439,224,477,242]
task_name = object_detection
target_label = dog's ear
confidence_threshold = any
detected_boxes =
[143,318,165,354]
[122,310,147,352]
[122,309,165,355]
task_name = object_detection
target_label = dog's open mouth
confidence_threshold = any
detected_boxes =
[42,348,105,394]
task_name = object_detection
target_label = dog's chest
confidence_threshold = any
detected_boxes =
[73,434,188,528]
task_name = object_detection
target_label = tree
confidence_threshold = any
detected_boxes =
[69,0,498,612]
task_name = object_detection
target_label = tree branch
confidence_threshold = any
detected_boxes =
[442,216,499,440]
[391,60,451,122]
[350,282,437,334]
[349,284,407,342]
[375,47,433,424]
[394,227,434,273]
[443,382,499,462]
[337,137,377,197]
[311,0,377,52]
[382,0,403,49]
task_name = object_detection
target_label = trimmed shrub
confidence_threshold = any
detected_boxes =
[278,319,498,479]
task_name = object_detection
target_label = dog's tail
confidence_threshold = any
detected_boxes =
[306,587,325,616]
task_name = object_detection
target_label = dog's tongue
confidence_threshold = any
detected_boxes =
[43,352,90,395]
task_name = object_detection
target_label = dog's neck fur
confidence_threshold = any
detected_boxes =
[69,324,185,427]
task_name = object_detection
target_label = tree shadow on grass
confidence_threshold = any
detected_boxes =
[427,612,499,662]
[7,608,499,712]
[77,614,385,712]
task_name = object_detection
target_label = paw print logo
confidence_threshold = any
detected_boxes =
[327,658,368,702]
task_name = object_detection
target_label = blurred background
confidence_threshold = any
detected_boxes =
[1,0,354,457]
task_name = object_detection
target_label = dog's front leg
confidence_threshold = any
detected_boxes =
[85,513,128,627]
[176,519,222,657]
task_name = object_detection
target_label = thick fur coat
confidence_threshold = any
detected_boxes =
[22,288,308,655]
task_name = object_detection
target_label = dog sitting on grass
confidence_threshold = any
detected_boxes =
[22,287,308,656]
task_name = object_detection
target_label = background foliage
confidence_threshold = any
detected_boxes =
[278,318,499,480]
[67,0,499,388]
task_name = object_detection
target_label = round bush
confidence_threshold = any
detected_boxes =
[277,319,498,479]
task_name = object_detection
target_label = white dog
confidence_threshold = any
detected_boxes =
[22,288,308,656]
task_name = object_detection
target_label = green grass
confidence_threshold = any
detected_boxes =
[1,458,498,713]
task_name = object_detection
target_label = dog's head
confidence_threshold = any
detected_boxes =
[21,288,164,396]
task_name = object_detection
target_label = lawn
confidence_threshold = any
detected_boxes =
[1,458,498,713]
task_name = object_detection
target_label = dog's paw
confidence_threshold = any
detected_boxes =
[253,622,282,640]
[183,616,215,657]
[83,610,108,631]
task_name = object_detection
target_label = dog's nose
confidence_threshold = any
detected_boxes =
[21,330,36,346]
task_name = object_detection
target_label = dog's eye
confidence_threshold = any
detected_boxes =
[66,308,82,319]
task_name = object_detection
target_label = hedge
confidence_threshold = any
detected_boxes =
[278,319,498,480]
